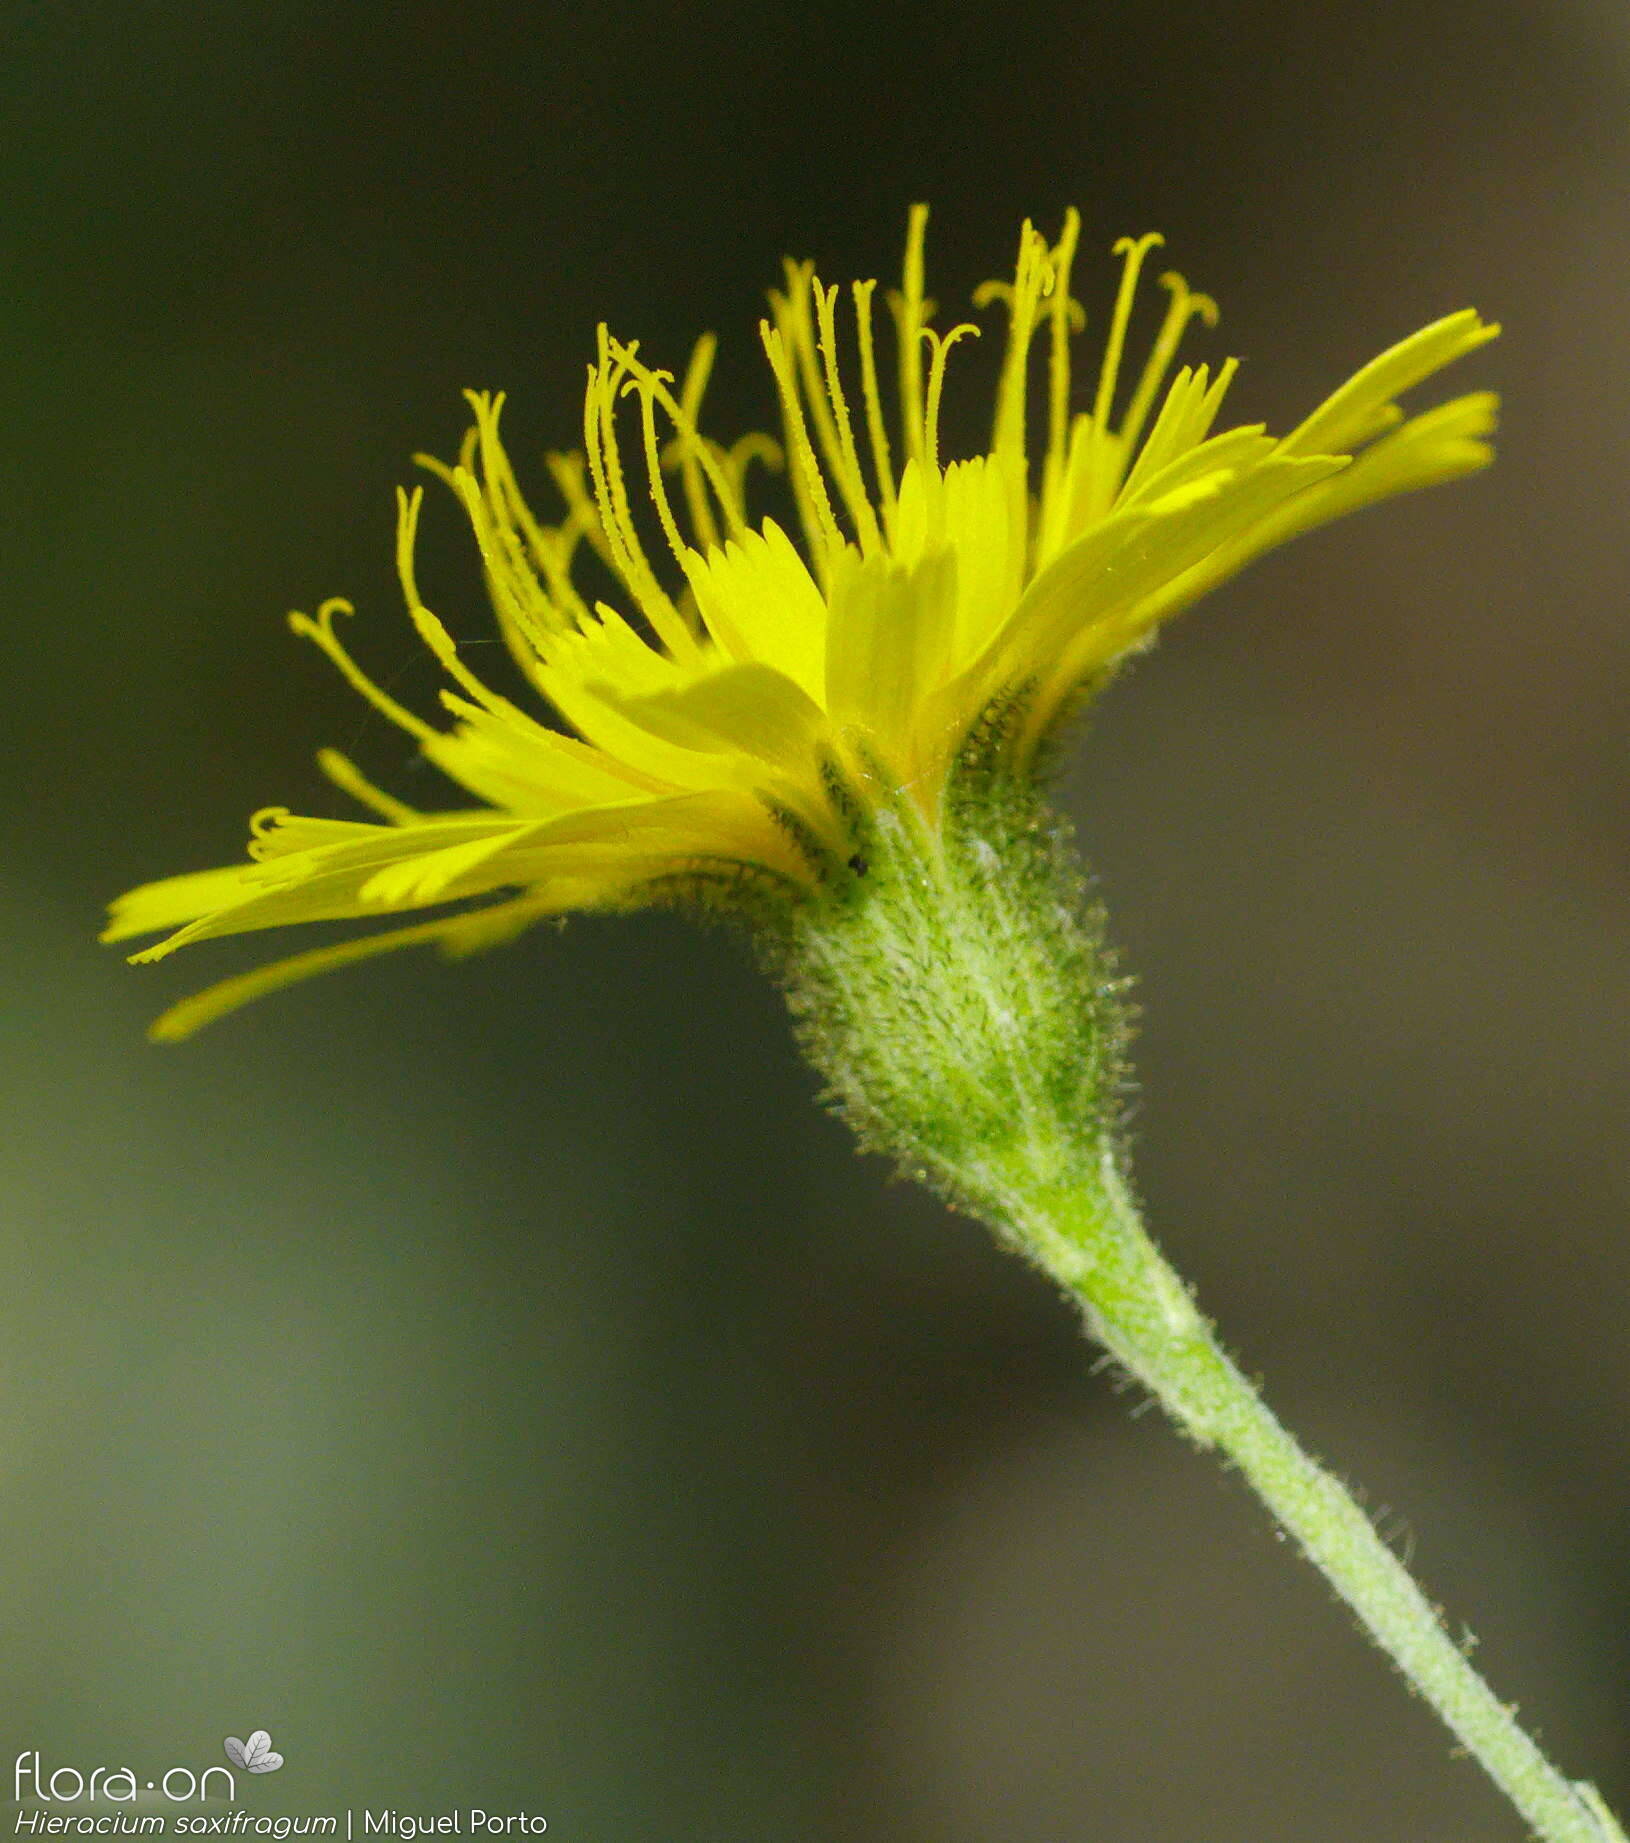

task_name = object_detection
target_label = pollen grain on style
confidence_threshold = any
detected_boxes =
[104,207,1499,1038]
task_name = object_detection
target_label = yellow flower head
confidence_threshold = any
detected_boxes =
[106,208,1498,1039]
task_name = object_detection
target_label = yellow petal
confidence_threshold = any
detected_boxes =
[497,787,811,882]
[938,457,1023,668]
[679,520,829,701]
[104,863,271,945]
[422,701,670,814]
[146,897,566,1043]
[1281,310,1499,457]
[120,816,538,957]
[978,451,1349,735]
[1129,391,1500,639]
[596,662,829,781]
[357,823,557,907]
[824,545,957,771]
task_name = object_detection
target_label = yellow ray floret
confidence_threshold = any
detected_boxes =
[106,207,1498,1037]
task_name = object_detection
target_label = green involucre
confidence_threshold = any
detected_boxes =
[773,759,1131,1235]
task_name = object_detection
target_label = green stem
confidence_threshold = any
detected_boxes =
[782,785,1624,1843]
[1007,1152,1620,1843]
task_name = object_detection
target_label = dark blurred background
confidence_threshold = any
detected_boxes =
[4,0,1628,1835]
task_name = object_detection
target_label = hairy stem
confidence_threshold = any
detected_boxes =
[1014,1153,1618,1843]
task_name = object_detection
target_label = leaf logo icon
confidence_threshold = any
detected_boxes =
[224,1731,284,1773]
